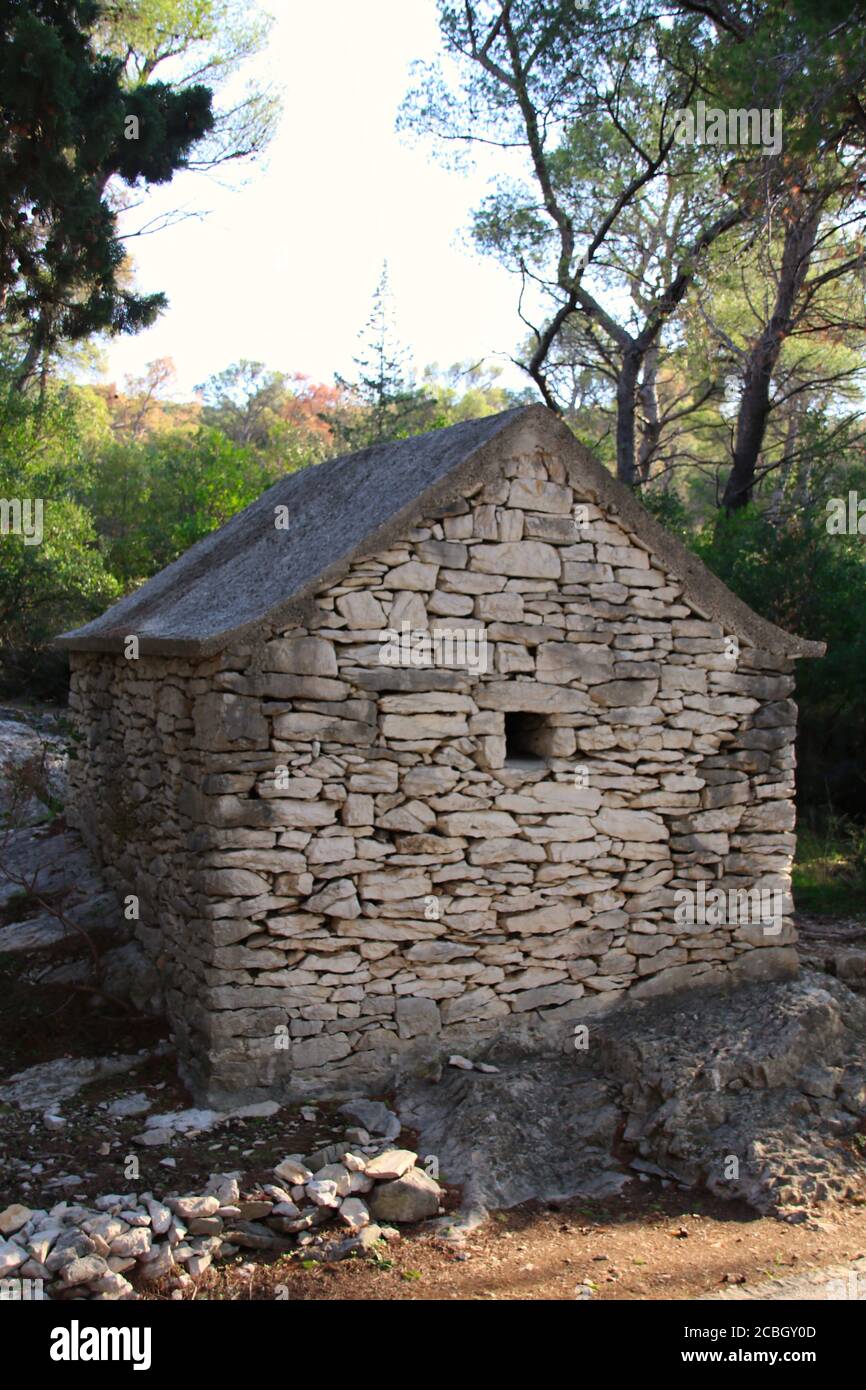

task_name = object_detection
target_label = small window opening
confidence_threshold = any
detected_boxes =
[504,711,548,768]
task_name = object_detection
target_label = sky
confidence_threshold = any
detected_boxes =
[101,0,531,402]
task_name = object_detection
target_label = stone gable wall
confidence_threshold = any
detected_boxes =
[68,439,800,1103]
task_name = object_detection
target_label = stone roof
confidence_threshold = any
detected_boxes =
[56,405,825,659]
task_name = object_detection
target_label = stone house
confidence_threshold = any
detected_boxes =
[57,406,824,1104]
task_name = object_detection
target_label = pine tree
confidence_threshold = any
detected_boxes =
[336,264,432,447]
[0,0,215,389]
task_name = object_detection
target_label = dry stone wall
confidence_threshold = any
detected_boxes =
[68,440,800,1103]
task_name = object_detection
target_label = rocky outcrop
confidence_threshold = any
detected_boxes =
[400,973,866,1221]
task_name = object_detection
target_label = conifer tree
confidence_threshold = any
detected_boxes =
[0,0,214,388]
[336,264,432,447]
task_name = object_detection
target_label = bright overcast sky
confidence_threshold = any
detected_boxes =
[101,0,531,400]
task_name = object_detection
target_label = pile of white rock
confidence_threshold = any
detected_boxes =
[0,1142,442,1300]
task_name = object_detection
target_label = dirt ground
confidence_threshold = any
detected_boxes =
[162,1188,866,1302]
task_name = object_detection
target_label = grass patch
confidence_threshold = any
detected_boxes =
[794,813,866,914]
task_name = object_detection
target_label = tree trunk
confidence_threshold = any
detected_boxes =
[13,325,44,393]
[766,402,800,525]
[794,425,813,510]
[721,206,820,512]
[637,345,661,484]
[616,349,641,486]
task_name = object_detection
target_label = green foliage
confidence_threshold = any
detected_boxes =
[793,812,866,914]
[422,361,532,423]
[0,383,120,695]
[689,501,866,814]
[640,488,692,541]
[88,425,288,584]
[685,0,866,160]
